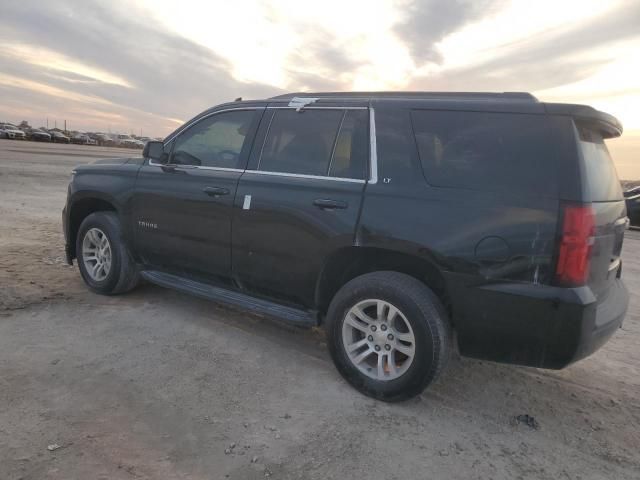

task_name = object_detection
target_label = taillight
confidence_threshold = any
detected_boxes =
[555,203,595,286]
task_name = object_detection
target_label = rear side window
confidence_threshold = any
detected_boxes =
[259,109,368,179]
[329,110,369,179]
[411,110,558,195]
[576,124,623,201]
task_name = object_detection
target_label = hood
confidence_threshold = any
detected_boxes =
[92,157,142,165]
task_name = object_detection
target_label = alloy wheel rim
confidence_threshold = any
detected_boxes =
[82,227,112,281]
[342,299,416,381]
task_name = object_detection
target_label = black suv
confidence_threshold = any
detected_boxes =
[63,92,629,401]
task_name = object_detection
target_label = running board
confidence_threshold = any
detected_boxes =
[141,270,318,327]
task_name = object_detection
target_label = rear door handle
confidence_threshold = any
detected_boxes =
[203,186,230,197]
[313,198,348,210]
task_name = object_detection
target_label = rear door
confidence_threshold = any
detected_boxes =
[575,122,627,298]
[232,104,369,307]
[132,107,262,282]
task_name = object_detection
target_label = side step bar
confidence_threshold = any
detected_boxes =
[141,270,318,328]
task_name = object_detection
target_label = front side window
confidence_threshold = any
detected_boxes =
[171,110,255,168]
[258,109,368,179]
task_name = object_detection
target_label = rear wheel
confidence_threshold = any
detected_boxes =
[76,212,139,295]
[326,271,451,402]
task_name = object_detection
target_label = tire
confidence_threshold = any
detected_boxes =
[76,212,139,295]
[326,271,451,402]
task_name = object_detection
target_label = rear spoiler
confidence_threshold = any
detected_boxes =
[544,103,623,139]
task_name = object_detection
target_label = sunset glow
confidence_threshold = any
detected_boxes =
[1,0,638,177]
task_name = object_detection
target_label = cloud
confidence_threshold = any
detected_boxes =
[408,0,640,92]
[393,0,506,65]
[1,0,639,139]
[0,0,281,134]
[284,28,365,91]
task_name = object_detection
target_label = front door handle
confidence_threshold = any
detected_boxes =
[313,198,348,210]
[203,186,230,197]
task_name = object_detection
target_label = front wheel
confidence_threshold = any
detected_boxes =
[326,271,451,402]
[76,212,139,295]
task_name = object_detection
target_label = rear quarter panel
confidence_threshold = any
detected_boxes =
[360,106,561,361]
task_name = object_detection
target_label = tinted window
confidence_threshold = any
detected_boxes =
[376,109,419,182]
[328,110,369,179]
[171,110,254,168]
[259,109,343,177]
[576,124,623,201]
[411,110,558,195]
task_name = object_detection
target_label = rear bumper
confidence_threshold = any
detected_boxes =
[451,276,628,368]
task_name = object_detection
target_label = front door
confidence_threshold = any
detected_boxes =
[132,108,262,282]
[232,106,370,307]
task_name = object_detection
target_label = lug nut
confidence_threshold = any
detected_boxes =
[371,325,377,332]
[387,334,394,341]
[380,324,387,331]
[374,345,381,352]
[367,335,374,341]
[384,344,391,351]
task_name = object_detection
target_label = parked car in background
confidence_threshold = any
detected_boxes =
[115,133,133,146]
[90,133,114,146]
[113,134,143,148]
[625,186,640,226]
[0,124,27,139]
[26,128,52,142]
[49,131,71,143]
[71,134,97,145]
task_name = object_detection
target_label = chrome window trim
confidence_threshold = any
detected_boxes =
[369,108,378,184]
[148,159,244,172]
[147,105,379,184]
[266,106,368,110]
[244,169,365,184]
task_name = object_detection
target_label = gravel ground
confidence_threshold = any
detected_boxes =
[1,140,639,480]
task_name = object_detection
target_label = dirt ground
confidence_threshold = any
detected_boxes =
[1,139,639,480]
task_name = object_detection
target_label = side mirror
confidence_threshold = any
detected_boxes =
[143,141,165,162]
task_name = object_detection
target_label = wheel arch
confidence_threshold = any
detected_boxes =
[315,246,451,323]
[68,194,118,260]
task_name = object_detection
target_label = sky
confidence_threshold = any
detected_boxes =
[0,0,638,178]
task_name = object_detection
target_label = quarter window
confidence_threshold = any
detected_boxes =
[171,110,255,168]
[411,110,558,195]
[258,109,368,179]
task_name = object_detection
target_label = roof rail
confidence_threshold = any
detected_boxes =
[270,91,538,102]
